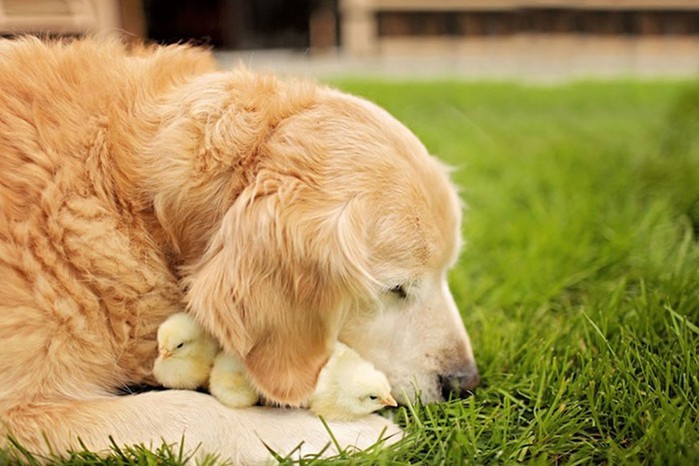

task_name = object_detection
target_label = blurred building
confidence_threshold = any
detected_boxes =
[2,1,698,52]
[0,0,143,38]
[1,1,698,78]
[341,1,699,56]
[0,0,323,49]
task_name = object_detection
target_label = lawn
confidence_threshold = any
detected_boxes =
[4,80,699,465]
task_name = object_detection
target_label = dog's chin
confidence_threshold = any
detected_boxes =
[392,372,479,405]
[391,376,444,406]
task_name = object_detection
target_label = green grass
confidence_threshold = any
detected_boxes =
[4,80,699,464]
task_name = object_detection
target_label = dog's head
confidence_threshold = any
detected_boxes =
[159,71,478,405]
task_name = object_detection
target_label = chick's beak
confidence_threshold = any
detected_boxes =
[382,395,398,407]
[159,349,172,359]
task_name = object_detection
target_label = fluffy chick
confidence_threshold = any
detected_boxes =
[309,342,397,421]
[152,312,219,390]
[209,352,260,408]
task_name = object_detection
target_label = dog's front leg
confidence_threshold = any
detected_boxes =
[3,390,402,465]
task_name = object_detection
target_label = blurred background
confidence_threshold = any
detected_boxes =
[1,0,698,80]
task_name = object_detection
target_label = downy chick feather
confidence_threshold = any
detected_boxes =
[309,342,397,421]
[153,312,219,389]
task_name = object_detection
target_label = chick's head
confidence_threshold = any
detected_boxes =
[156,312,216,360]
[336,359,398,417]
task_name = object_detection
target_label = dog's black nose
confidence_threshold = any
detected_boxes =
[439,369,480,400]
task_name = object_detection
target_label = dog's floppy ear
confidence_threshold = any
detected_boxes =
[183,178,369,405]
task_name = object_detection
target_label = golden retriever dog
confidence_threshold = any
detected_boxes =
[0,37,479,463]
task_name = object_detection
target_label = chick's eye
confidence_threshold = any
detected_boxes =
[369,395,378,401]
[175,342,184,349]
[389,285,407,299]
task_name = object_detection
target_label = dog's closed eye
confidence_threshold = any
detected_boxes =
[389,285,408,299]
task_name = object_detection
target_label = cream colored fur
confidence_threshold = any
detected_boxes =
[0,37,476,463]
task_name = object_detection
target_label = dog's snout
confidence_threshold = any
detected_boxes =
[439,369,480,400]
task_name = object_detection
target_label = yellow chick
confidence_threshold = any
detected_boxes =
[152,312,219,390]
[209,352,260,408]
[309,342,397,421]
